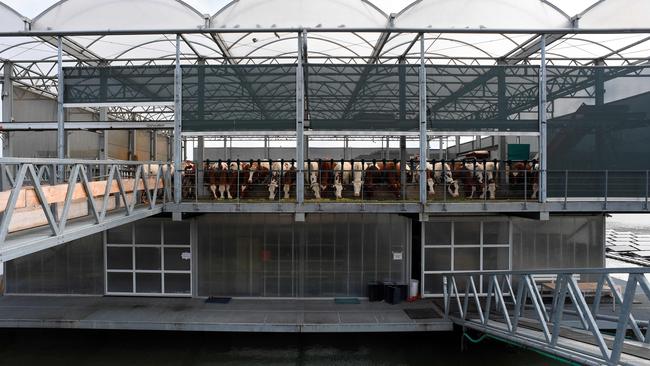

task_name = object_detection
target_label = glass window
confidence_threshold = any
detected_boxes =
[164,248,191,271]
[425,248,451,271]
[135,247,161,270]
[454,222,480,245]
[107,247,132,270]
[107,224,132,244]
[164,221,191,245]
[107,272,133,293]
[164,274,191,294]
[483,222,509,244]
[483,247,510,270]
[425,222,452,246]
[454,248,480,271]
[135,221,161,244]
[136,273,162,293]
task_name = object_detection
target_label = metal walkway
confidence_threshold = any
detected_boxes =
[443,268,650,365]
[0,158,172,261]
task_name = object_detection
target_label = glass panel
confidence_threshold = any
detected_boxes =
[164,248,191,271]
[454,248,480,271]
[107,224,132,244]
[135,221,161,244]
[107,272,133,293]
[424,248,451,271]
[183,65,296,132]
[454,222,480,245]
[424,274,444,295]
[107,247,132,270]
[136,273,162,293]
[483,247,510,270]
[135,247,161,270]
[164,274,191,294]
[164,221,191,245]
[483,222,509,244]
[425,222,451,246]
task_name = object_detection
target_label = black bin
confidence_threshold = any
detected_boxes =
[386,286,403,305]
[368,282,383,302]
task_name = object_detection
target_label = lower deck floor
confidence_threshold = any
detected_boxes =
[0,296,451,333]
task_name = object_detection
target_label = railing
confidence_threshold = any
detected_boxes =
[178,158,650,206]
[443,268,650,365]
[0,158,172,248]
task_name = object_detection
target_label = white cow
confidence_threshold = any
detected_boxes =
[415,162,459,198]
[332,162,352,199]
[351,162,365,197]
[304,162,321,199]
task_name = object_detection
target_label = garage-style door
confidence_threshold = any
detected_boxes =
[422,219,511,297]
[105,220,192,296]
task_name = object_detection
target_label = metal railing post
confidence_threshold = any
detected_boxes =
[564,170,569,210]
[645,170,648,210]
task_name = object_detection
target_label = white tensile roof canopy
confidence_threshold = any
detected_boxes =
[0,0,648,65]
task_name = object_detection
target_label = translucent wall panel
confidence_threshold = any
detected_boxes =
[511,215,604,271]
[546,66,650,198]
[307,64,419,131]
[5,233,104,295]
[426,65,539,132]
[182,65,296,132]
[63,66,175,104]
[197,213,408,298]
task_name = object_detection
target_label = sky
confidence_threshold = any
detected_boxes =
[3,0,598,19]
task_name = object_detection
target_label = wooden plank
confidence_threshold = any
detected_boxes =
[7,194,133,233]
[0,177,163,212]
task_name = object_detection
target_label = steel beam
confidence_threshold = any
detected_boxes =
[1,61,13,190]
[539,35,547,203]
[419,34,427,206]
[56,37,66,183]
[173,35,182,206]
[296,31,306,206]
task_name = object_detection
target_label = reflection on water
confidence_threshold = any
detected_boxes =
[0,329,563,365]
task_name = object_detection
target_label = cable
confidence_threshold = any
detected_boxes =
[462,332,581,366]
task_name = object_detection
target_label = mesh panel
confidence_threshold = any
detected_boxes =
[182,64,296,131]
[63,66,175,104]
[426,65,539,132]
[307,64,419,131]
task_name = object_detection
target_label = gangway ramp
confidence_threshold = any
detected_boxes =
[0,158,172,261]
[443,268,650,365]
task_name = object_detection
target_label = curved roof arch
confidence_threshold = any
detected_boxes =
[578,0,650,28]
[395,0,571,29]
[211,0,389,29]
[0,2,26,32]
[31,0,207,31]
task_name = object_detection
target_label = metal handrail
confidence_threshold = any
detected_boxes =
[442,267,650,365]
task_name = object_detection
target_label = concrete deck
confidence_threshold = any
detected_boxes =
[0,296,452,333]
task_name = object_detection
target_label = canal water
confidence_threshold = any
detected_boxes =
[0,329,564,365]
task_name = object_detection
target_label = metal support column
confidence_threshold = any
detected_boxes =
[1,61,13,190]
[539,35,548,203]
[399,58,407,199]
[418,34,427,208]
[497,66,508,163]
[196,136,204,196]
[173,34,183,208]
[149,130,156,161]
[98,108,108,177]
[296,30,306,208]
[56,37,65,182]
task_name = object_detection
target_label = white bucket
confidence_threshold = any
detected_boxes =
[409,279,419,298]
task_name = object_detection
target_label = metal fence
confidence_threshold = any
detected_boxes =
[0,158,172,257]
[443,268,650,365]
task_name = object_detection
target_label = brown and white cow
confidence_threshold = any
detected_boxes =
[333,161,352,199]
[451,161,483,199]
[416,162,459,198]
[304,161,321,199]
[363,162,382,199]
